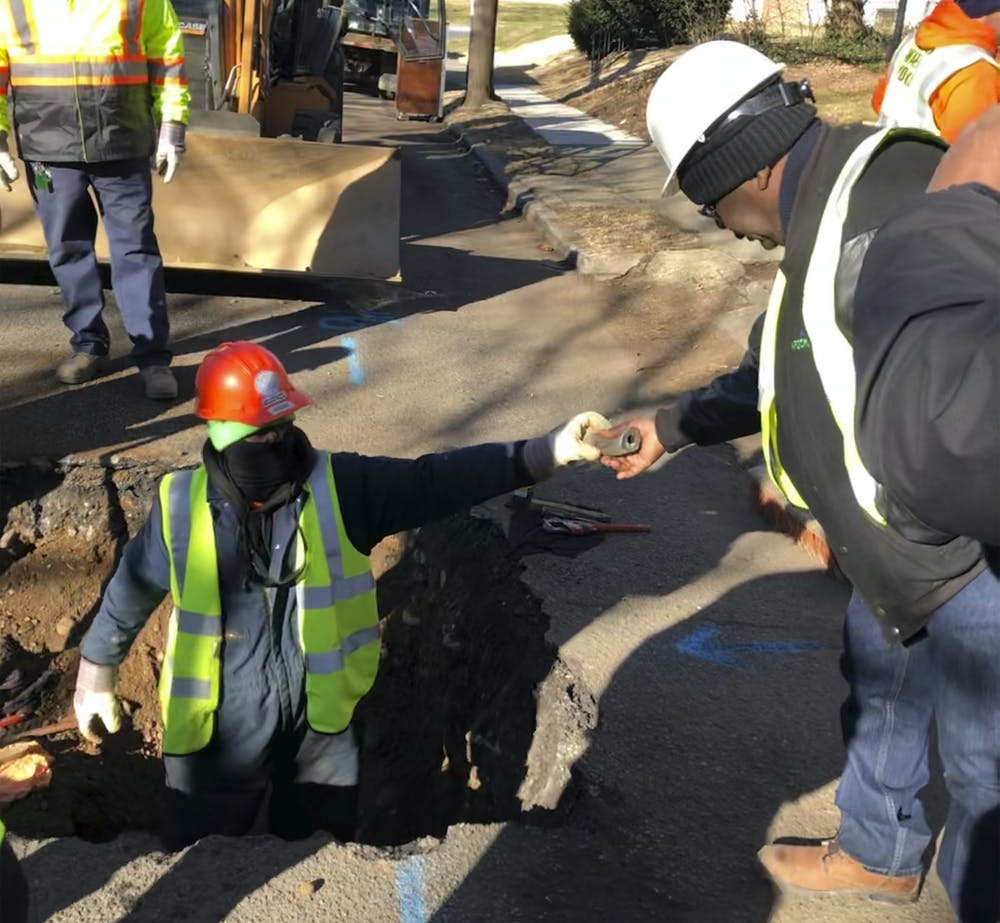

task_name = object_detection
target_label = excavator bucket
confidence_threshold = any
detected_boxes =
[0,124,401,280]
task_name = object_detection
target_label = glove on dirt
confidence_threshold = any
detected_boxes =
[73,658,121,743]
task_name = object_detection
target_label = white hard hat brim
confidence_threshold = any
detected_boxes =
[647,43,788,201]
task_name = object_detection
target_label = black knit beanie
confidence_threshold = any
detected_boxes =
[678,93,818,206]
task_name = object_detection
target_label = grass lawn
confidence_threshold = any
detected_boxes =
[447,2,569,55]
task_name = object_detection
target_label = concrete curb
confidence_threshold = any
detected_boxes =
[445,122,582,269]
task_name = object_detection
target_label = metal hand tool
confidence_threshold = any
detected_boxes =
[584,426,641,457]
[542,516,652,536]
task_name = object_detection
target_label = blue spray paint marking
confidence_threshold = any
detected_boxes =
[319,307,404,333]
[340,336,365,385]
[675,626,830,669]
[394,856,427,923]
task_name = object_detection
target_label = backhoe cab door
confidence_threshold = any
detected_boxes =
[395,0,446,120]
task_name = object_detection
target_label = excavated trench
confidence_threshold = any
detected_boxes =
[0,462,597,847]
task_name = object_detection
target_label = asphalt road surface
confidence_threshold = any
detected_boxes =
[2,91,955,923]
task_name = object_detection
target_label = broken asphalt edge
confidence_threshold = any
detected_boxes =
[445,120,582,270]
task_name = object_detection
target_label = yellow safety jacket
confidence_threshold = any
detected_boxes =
[157,452,381,756]
[758,127,943,524]
[0,0,189,162]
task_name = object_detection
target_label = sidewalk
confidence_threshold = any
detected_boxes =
[445,56,838,574]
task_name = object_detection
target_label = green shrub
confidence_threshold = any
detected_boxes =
[568,0,733,56]
[750,29,888,68]
[567,0,615,55]
[661,0,732,44]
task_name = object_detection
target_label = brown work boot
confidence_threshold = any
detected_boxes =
[56,352,104,385]
[140,366,179,401]
[758,838,921,904]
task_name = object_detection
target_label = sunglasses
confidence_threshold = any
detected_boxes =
[698,202,726,230]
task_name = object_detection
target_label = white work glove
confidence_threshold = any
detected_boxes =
[522,411,611,482]
[73,658,121,743]
[0,132,19,191]
[155,121,186,184]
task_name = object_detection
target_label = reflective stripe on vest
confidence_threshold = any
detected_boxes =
[876,33,1000,134]
[5,56,150,87]
[159,454,378,754]
[159,467,222,756]
[294,457,379,735]
[0,816,5,845]
[758,127,945,522]
[757,268,809,510]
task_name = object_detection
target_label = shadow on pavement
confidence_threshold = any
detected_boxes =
[431,568,846,922]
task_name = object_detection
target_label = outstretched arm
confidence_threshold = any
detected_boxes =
[333,414,609,553]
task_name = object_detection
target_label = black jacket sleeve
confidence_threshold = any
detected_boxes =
[331,441,534,555]
[855,183,1000,546]
[655,312,764,451]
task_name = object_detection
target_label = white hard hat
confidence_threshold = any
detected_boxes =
[647,41,785,195]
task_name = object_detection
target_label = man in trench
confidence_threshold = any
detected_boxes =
[600,41,1000,922]
[73,339,609,849]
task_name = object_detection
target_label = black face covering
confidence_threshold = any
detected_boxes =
[202,424,318,589]
[219,423,298,505]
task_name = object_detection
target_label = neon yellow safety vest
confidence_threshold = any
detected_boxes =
[0,816,5,845]
[0,0,189,161]
[158,452,380,756]
[877,31,1000,135]
[758,127,946,524]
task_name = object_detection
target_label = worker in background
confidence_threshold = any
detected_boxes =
[0,0,189,400]
[873,0,1000,142]
[599,42,999,921]
[73,340,609,850]
[0,816,29,922]
[854,105,1000,562]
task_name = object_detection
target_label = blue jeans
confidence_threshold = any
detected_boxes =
[28,159,172,369]
[835,568,1000,923]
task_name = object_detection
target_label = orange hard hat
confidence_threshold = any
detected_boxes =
[195,341,312,427]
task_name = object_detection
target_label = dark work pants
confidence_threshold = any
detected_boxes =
[0,839,29,923]
[161,720,360,852]
[27,159,172,369]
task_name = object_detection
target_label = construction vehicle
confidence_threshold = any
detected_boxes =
[0,0,401,279]
[339,0,448,120]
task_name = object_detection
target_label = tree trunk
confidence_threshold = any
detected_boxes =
[828,0,867,36]
[463,0,499,108]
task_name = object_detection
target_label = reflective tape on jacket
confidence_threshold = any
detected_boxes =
[0,816,5,845]
[6,56,149,86]
[758,127,945,523]
[0,0,189,157]
[294,456,380,735]
[877,33,1000,134]
[757,269,809,511]
[158,467,222,756]
[159,454,379,754]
